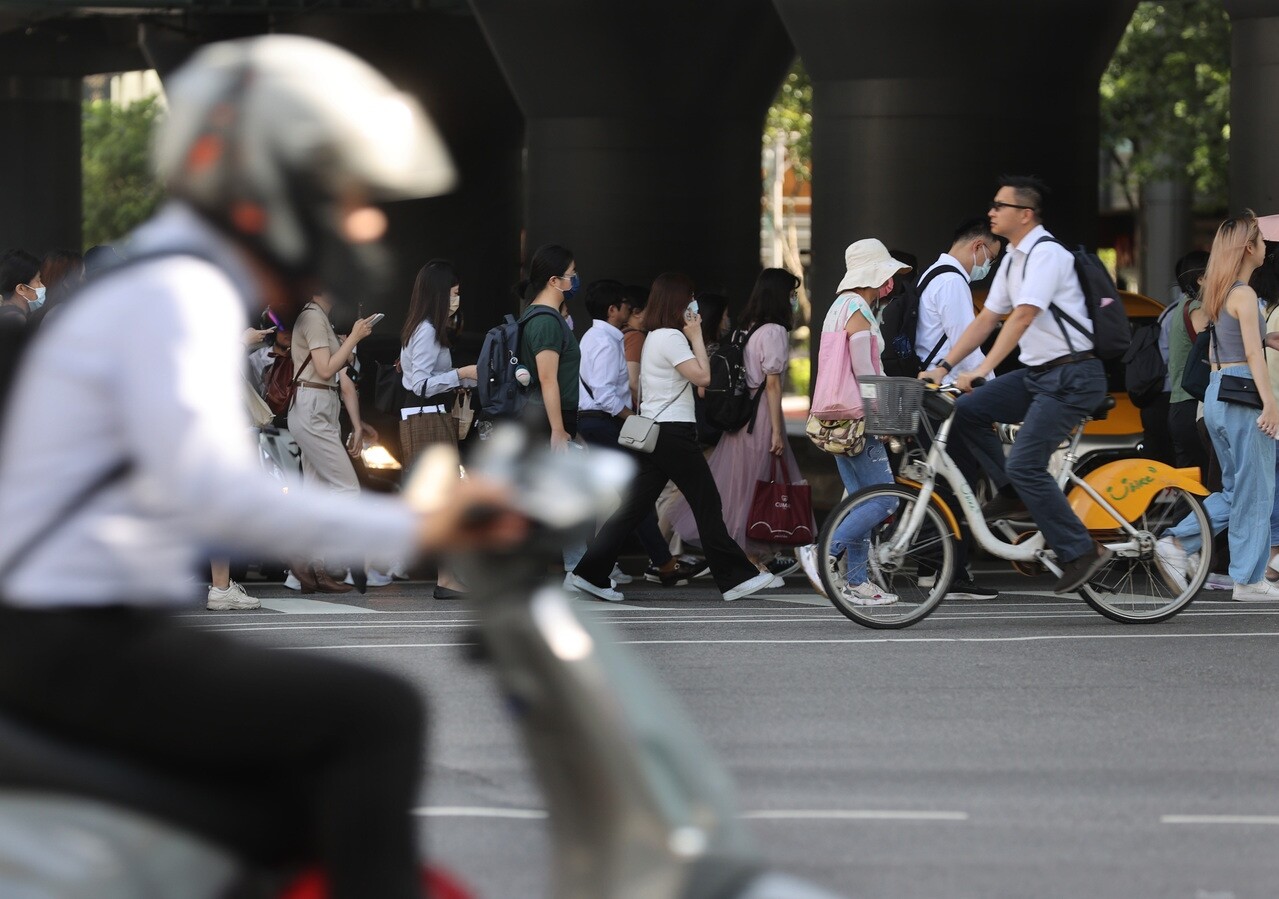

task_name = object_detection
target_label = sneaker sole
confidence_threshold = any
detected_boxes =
[206,602,261,611]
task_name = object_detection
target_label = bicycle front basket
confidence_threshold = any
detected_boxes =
[858,376,924,435]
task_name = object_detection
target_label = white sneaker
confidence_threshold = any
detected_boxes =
[389,565,411,581]
[723,571,777,601]
[918,574,937,588]
[562,572,580,594]
[284,571,302,591]
[1154,536,1189,592]
[207,580,261,611]
[610,564,634,585]
[565,573,625,602]
[797,545,827,598]
[1232,580,1279,601]
[839,581,899,606]
[366,568,394,588]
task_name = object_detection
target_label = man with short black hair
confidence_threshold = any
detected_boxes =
[915,218,1006,600]
[922,175,1113,594]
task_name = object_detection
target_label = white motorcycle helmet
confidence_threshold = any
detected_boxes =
[153,34,455,309]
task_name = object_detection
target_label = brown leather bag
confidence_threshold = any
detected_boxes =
[264,350,312,416]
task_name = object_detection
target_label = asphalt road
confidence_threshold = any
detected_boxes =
[196,569,1279,899]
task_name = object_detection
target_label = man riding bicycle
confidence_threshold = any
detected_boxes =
[0,36,524,898]
[921,175,1112,594]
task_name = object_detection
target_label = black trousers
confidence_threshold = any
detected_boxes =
[576,414,674,567]
[0,605,425,899]
[574,422,758,592]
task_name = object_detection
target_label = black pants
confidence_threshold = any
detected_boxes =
[1139,392,1175,465]
[1168,398,1211,478]
[576,414,674,567]
[0,605,425,899]
[574,422,758,592]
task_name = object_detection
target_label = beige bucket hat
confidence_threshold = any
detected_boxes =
[837,238,912,293]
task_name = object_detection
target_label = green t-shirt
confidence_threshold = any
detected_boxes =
[1167,295,1199,404]
[519,305,580,411]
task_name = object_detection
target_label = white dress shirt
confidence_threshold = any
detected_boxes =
[983,224,1091,366]
[916,252,984,385]
[401,319,476,404]
[0,202,420,608]
[577,319,630,415]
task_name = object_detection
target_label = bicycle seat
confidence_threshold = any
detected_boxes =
[1090,395,1117,420]
[0,712,300,863]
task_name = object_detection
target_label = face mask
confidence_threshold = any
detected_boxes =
[970,246,993,281]
[560,272,580,301]
[449,295,460,317]
[876,279,895,301]
[27,285,45,311]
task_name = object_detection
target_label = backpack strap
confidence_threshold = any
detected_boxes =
[737,322,771,435]
[913,263,966,369]
[1025,236,1091,355]
[1181,296,1199,342]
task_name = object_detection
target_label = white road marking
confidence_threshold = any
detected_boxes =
[257,597,377,614]
[414,806,548,820]
[412,807,966,822]
[286,630,1279,650]
[1162,815,1279,825]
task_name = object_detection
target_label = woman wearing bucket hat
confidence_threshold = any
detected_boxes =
[802,239,911,605]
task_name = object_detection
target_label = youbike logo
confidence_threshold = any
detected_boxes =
[1105,466,1158,502]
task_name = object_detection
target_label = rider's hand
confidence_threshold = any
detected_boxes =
[954,371,984,393]
[416,476,527,554]
[919,366,945,383]
[1258,404,1279,438]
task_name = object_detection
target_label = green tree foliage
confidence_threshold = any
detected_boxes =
[1100,1,1230,210]
[82,96,164,248]
[764,60,812,182]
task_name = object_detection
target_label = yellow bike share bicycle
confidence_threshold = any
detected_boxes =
[817,377,1213,628]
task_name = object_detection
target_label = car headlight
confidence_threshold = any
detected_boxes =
[360,443,402,470]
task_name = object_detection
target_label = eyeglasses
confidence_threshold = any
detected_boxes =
[989,201,1035,212]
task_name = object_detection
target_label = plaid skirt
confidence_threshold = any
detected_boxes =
[400,411,457,465]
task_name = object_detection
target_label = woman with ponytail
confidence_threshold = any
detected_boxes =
[1156,211,1279,600]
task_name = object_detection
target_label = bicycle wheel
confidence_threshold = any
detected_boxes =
[1079,486,1211,623]
[817,484,956,628]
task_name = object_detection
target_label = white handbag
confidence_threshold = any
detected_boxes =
[616,383,689,454]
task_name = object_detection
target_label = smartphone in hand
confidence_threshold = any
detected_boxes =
[367,313,386,327]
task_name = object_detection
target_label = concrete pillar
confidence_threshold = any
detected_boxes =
[1224,0,1279,212]
[772,0,1136,326]
[1140,178,1193,302]
[470,0,794,310]
[0,76,82,254]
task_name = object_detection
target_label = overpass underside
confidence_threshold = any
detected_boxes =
[2,0,1277,340]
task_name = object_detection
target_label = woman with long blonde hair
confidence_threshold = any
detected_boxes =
[1157,210,1279,599]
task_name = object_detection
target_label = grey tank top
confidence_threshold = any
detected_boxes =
[1211,281,1264,363]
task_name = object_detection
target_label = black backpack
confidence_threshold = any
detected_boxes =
[702,324,765,433]
[1123,302,1174,408]
[1026,237,1132,361]
[878,264,965,377]
[475,305,571,418]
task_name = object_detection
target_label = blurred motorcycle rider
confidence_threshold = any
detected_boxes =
[0,36,523,899]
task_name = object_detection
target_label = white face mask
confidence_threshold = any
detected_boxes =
[449,295,460,316]
[969,245,993,281]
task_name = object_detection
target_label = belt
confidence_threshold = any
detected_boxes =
[1028,352,1096,374]
[298,380,339,392]
[578,410,614,419]
[401,405,447,420]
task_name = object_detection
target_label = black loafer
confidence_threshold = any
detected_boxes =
[432,586,468,600]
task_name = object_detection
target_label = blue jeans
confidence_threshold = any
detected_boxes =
[952,360,1108,564]
[1169,367,1276,584]
[831,439,895,584]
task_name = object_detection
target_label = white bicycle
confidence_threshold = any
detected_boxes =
[818,377,1214,629]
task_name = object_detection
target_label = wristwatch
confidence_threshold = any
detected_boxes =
[938,359,954,372]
